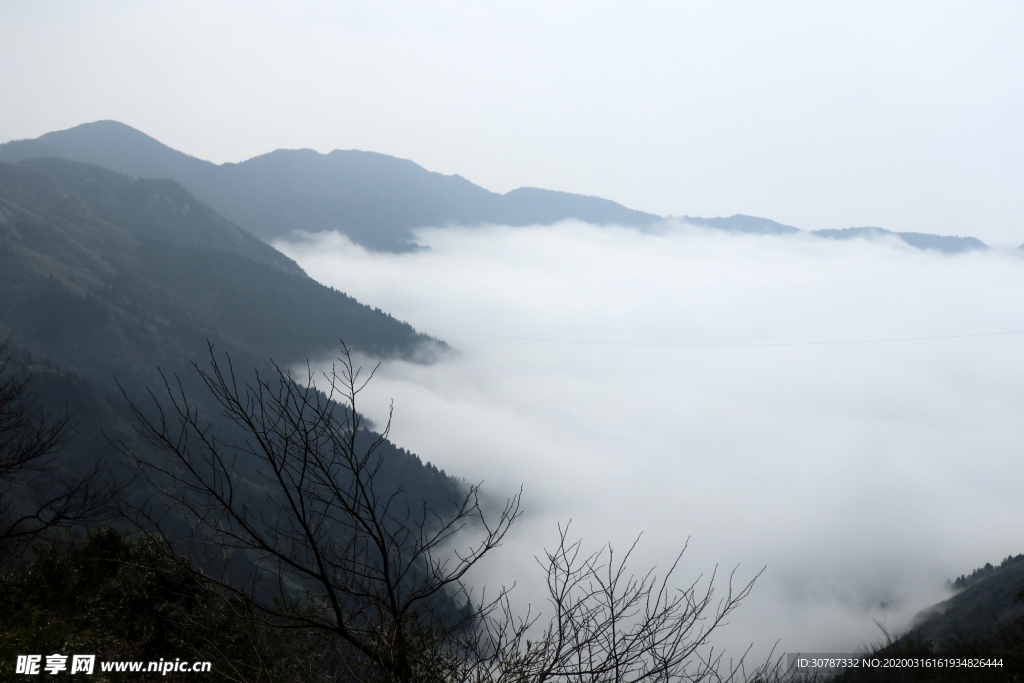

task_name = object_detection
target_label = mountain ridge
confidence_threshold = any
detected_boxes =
[0,121,660,251]
[0,155,462,543]
[0,121,999,255]
[0,157,439,388]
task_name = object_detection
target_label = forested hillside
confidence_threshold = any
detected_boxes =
[908,555,1024,646]
[0,156,461,540]
[0,158,441,379]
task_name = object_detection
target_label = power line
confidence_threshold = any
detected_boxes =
[422,328,1024,348]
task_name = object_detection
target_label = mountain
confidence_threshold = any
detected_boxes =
[812,227,987,254]
[0,121,661,251]
[680,215,989,253]
[0,156,459,526]
[819,557,1024,681]
[681,214,801,235]
[905,555,1024,646]
[1,122,995,255]
[0,157,439,384]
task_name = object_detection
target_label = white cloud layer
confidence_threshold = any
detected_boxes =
[276,223,1024,660]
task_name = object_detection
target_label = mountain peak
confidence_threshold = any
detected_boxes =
[1,122,660,250]
[0,120,216,189]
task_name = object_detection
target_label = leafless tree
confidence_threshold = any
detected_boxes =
[0,338,109,562]
[462,528,779,683]
[113,342,520,683]
[114,343,779,683]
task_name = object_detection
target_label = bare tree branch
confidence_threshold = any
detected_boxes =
[0,338,116,562]
[113,342,521,683]
[112,341,779,683]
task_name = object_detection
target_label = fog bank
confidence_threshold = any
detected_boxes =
[277,222,1024,658]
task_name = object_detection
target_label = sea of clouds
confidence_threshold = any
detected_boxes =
[276,221,1024,662]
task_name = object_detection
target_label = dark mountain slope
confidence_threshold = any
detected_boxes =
[907,555,1024,646]
[0,159,439,388]
[0,121,661,251]
[0,158,462,543]
[12,157,302,275]
[827,555,1024,680]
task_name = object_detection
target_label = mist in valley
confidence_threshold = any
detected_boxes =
[4,2,1024,675]
[278,222,1024,658]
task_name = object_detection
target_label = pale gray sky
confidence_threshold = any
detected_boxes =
[2,1,1023,243]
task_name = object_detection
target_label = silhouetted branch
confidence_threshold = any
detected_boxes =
[0,338,116,562]
[113,340,778,683]
[113,341,521,683]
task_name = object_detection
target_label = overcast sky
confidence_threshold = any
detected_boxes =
[2,1,1023,244]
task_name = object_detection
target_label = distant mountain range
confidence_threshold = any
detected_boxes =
[683,215,989,254]
[0,121,995,254]
[0,121,659,252]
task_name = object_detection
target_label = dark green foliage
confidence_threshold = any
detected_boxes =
[0,528,324,682]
